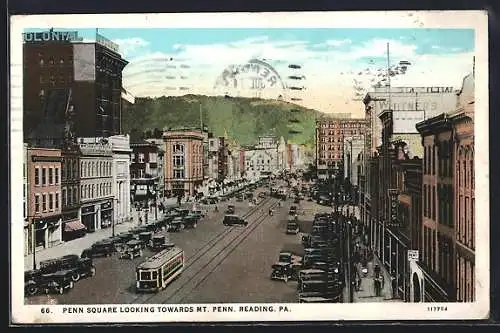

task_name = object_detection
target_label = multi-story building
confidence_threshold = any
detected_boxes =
[109,135,132,225]
[145,138,166,200]
[363,86,458,156]
[26,147,63,254]
[23,30,128,140]
[163,128,204,197]
[78,138,114,232]
[244,148,275,180]
[415,71,475,303]
[61,144,85,241]
[315,117,366,180]
[226,140,242,181]
[130,136,160,204]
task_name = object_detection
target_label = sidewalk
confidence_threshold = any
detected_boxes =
[24,198,180,271]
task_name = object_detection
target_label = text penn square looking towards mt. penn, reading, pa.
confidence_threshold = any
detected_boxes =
[9,11,489,324]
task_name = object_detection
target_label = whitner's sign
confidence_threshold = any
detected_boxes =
[23,30,82,43]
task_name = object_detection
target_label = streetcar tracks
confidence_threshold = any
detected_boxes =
[129,197,275,304]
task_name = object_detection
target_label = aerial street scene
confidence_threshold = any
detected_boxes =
[19,24,477,307]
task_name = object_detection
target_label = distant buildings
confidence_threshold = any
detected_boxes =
[315,117,366,180]
[243,136,288,180]
[129,136,160,204]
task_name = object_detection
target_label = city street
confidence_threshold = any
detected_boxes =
[26,187,316,305]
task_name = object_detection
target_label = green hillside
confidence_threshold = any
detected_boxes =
[122,94,324,147]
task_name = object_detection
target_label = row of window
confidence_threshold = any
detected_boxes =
[320,144,343,150]
[457,195,475,249]
[34,167,60,186]
[423,226,437,271]
[62,186,78,208]
[320,130,362,136]
[81,182,113,200]
[246,159,271,165]
[424,142,453,177]
[34,192,60,213]
[81,160,112,178]
[457,147,474,189]
[456,255,475,302]
[437,184,453,227]
[423,185,436,220]
[134,152,158,164]
[319,154,342,160]
[320,138,345,143]
[62,159,79,180]
[437,234,453,286]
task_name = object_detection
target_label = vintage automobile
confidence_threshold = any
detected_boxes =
[289,206,298,215]
[235,194,244,202]
[81,240,116,258]
[270,263,294,283]
[117,240,144,259]
[39,255,80,274]
[168,217,185,232]
[286,220,300,235]
[174,208,191,217]
[42,270,76,295]
[258,192,266,198]
[191,209,206,218]
[138,232,153,246]
[24,269,43,296]
[226,204,235,214]
[222,214,248,226]
[183,215,200,229]
[148,235,175,251]
[297,269,327,287]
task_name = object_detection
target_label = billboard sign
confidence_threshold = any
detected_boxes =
[23,30,82,43]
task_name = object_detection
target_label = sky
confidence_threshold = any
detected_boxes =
[26,28,475,117]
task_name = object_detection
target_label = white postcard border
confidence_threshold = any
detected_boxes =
[10,11,490,324]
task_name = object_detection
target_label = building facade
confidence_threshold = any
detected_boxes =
[315,117,366,180]
[130,138,160,204]
[343,135,365,187]
[61,144,85,241]
[78,138,114,232]
[23,144,28,255]
[26,147,63,253]
[145,138,166,200]
[244,148,275,180]
[163,129,204,197]
[109,135,132,225]
[23,30,128,140]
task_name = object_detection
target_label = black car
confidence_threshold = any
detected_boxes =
[39,255,80,274]
[286,221,300,234]
[289,206,298,215]
[183,215,200,228]
[81,240,116,258]
[148,235,175,251]
[25,269,43,296]
[223,214,248,226]
[41,270,75,295]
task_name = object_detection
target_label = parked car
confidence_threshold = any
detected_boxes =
[117,240,143,259]
[81,240,116,258]
[39,255,80,274]
[41,270,76,295]
[168,217,185,232]
[223,214,248,226]
[183,215,200,228]
[289,206,298,215]
[148,235,175,251]
[138,231,153,245]
[24,269,43,296]
[270,262,294,283]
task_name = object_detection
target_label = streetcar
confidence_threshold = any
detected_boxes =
[135,246,184,293]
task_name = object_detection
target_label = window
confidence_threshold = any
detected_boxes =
[73,186,77,203]
[73,160,78,178]
[173,144,184,154]
[62,188,67,207]
[42,168,47,185]
[139,153,145,163]
[149,152,157,163]
[48,168,53,184]
[55,192,59,209]
[35,195,40,213]
[42,194,47,211]
[432,186,436,220]
[174,170,184,179]
[49,193,54,210]
[35,167,40,185]
[173,155,184,167]
[55,167,59,184]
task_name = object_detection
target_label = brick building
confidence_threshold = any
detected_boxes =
[163,128,205,197]
[26,147,63,254]
[315,117,366,180]
[130,136,160,204]
[23,30,128,140]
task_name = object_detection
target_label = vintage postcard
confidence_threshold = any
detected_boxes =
[10,11,489,324]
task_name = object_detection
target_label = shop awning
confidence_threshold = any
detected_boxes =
[64,221,87,232]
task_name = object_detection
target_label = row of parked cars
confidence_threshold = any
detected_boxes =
[25,255,96,296]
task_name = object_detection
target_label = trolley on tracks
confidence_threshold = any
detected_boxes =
[135,246,184,293]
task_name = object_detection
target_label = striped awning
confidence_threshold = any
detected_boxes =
[64,220,87,232]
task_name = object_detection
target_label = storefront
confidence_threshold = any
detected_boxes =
[81,205,97,233]
[100,200,113,229]
[62,211,87,241]
[32,215,62,249]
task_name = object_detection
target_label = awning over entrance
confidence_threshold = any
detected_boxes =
[64,220,87,232]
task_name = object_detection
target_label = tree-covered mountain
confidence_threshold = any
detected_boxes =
[122,94,324,147]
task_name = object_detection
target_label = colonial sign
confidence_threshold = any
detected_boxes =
[387,188,399,228]
[23,30,82,43]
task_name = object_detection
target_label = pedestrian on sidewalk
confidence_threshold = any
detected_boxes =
[139,216,143,225]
